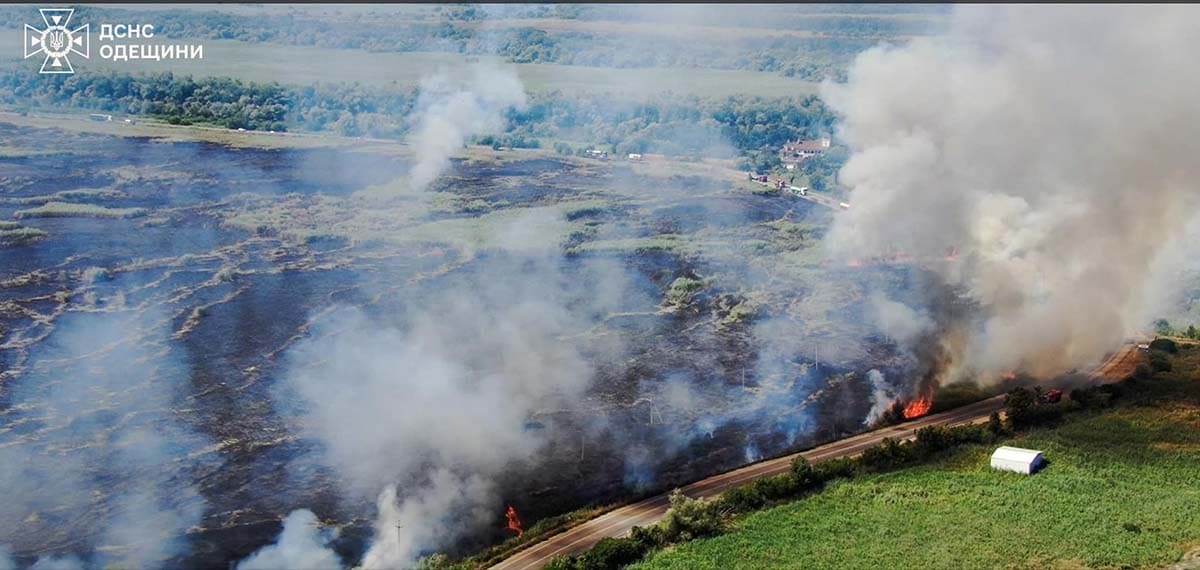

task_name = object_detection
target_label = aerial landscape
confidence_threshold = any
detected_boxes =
[0,4,1197,570]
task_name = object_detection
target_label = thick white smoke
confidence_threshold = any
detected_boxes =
[863,369,895,426]
[822,5,1200,378]
[406,65,527,192]
[236,62,569,569]
[236,510,341,570]
[241,244,634,568]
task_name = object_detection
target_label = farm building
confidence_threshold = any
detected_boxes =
[990,446,1045,474]
[780,137,831,165]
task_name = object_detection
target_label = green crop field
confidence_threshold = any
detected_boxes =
[637,349,1200,570]
[0,29,818,99]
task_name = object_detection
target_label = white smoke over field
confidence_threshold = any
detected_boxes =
[0,311,210,569]
[406,65,527,192]
[237,61,553,569]
[863,369,895,426]
[822,5,1200,379]
[251,247,634,568]
[236,510,341,570]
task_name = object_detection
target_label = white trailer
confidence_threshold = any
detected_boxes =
[990,446,1045,475]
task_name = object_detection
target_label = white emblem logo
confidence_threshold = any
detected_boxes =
[25,8,89,74]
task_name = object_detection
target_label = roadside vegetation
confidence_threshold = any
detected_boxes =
[535,342,1199,570]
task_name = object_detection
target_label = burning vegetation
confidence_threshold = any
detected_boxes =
[902,396,933,420]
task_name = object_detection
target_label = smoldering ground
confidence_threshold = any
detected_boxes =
[822,4,1200,383]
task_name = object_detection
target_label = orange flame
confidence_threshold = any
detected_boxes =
[902,397,933,420]
[505,505,524,538]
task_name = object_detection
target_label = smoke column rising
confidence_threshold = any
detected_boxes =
[822,5,1200,379]
[406,65,527,192]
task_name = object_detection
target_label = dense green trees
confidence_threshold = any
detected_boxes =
[0,71,838,159]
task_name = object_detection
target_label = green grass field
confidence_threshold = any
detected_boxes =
[636,349,1200,570]
[0,30,818,99]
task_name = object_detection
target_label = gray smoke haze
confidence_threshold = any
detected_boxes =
[406,65,527,192]
[0,311,210,569]
[821,5,1200,379]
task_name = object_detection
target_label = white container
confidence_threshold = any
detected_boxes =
[990,446,1045,475]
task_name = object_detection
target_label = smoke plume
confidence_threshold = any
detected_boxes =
[250,244,633,567]
[822,5,1200,379]
[406,65,527,192]
[863,369,895,426]
[236,510,341,570]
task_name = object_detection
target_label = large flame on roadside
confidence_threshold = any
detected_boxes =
[902,397,933,420]
[505,505,524,538]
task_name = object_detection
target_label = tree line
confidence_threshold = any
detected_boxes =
[0,71,838,160]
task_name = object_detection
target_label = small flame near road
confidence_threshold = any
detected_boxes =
[505,505,524,538]
[902,396,933,420]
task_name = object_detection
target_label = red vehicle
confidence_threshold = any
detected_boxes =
[1040,388,1063,404]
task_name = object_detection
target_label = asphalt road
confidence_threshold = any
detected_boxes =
[490,343,1141,570]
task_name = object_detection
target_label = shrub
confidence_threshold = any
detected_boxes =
[722,484,767,513]
[790,457,817,487]
[1149,338,1178,354]
[660,490,726,543]
[884,400,908,426]
[575,537,648,570]
[754,472,799,501]
[628,524,667,549]
[1004,387,1037,429]
[1149,351,1172,372]
[816,457,855,481]
[911,426,950,458]
[544,556,577,570]
[1133,362,1154,381]
[987,411,1004,437]
[859,437,913,471]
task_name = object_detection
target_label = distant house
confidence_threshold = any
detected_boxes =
[627,153,643,161]
[780,138,831,165]
[89,113,112,122]
[586,149,608,159]
[990,446,1045,475]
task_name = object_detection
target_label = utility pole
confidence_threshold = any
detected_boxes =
[649,400,664,426]
[813,342,819,371]
[579,434,585,463]
[395,522,403,552]
[741,366,746,388]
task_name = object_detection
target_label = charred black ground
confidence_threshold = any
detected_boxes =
[0,124,955,567]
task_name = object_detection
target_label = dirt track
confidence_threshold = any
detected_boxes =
[490,343,1142,570]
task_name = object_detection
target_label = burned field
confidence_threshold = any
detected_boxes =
[0,123,947,567]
